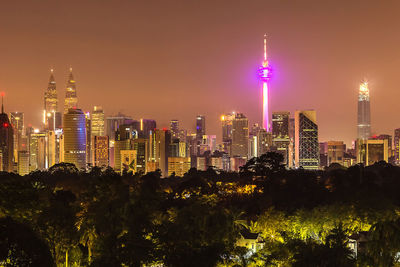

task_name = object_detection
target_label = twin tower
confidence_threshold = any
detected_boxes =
[43,68,78,130]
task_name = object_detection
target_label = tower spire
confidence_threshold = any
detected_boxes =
[264,33,267,62]
[1,93,3,114]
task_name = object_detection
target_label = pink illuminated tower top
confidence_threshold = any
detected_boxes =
[258,34,272,130]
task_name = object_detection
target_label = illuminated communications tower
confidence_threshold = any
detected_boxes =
[357,81,371,139]
[64,68,78,114]
[258,34,272,131]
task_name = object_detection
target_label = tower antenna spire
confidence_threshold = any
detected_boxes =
[264,33,267,62]
[1,92,4,114]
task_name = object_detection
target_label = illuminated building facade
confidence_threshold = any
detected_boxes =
[357,81,371,140]
[106,114,133,142]
[272,111,290,165]
[120,150,137,173]
[320,141,346,166]
[357,139,388,166]
[295,110,320,170]
[29,132,46,171]
[130,138,148,173]
[10,112,24,163]
[394,128,400,164]
[155,129,171,177]
[258,34,272,131]
[168,157,191,177]
[231,113,249,158]
[85,113,92,165]
[63,109,86,170]
[17,151,29,175]
[114,139,130,172]
[257,129,272,157]
[374,134,392,161]
[91,106,105,137]
[170,119,179,140]
[92,136,109,167]
[0,100,14,172]
[64,69,78,114]
[196,115,206,155]
[221,113,234,155]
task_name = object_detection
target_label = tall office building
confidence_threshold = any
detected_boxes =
[0,99,14,172]
[170,120,179,140]
[196,115,205,155]
[257,129,272,156]
[10,112,24,163]
[91,106,105,137]
[64,68,78,114]
[63,109,86,170]
[357,139,388,166]
[231,113,249,158]
[17,151,29,175]
[258,34,272,131]
[149,129,171,177]
[375,134,392,160]
[295,110,320,170]
[29,131,47,171]
[106,113,133,142]
[130,138,148,173]
[321,141,346,166]
[394,128,400,164]
[85,112,92,165]
[92,136,109,167]
[272,111,290,165]
[221,113,234,155]
[120,150,137,173]
[168,157,191,177]
[139,119,157,139]
[357,81,371,140]
[44,70,61,130]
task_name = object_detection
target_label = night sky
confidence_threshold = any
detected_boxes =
[2,0,400,146]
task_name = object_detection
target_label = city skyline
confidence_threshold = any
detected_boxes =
[3,1,400,146]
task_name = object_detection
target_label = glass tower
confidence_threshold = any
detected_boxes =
[357,81,371,140]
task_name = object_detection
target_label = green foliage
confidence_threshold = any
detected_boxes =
[1,153,400,266]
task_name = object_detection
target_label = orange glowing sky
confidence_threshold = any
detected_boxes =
[2,0,400,146]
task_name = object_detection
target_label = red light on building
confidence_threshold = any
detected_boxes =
[3,123,9,127]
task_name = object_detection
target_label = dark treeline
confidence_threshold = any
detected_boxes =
[1,152,400,266]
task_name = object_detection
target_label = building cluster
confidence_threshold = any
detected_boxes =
[0,37,395,176]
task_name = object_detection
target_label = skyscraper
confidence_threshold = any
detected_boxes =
[149,129,171,177]
[196,115,206,155]
[10,112,24,163]
[295,110,319,170]
[258,34,272,131]
[170,119,179,140]
[272,111,290,164]
[63,109,86,170]
[44,69,60,130]
[357,81,371,140]
[221,113,234,155]
[92,136,109,167]
[231,113,249,158]
[0,96,14,172]
[64,68,78,114]
[91,106,105,137]
[394,128,400,164]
